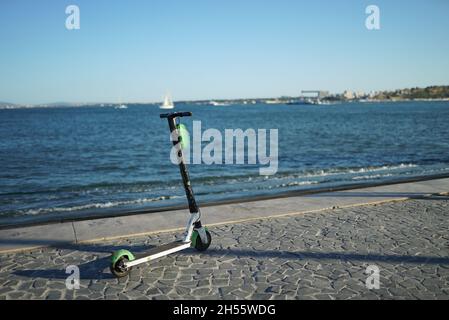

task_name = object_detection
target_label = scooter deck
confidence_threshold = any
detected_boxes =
[125,240,192,268]
[134,241,190,259]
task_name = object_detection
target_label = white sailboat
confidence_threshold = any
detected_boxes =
[115,96,128,109]
[210,101,231,106]
[160,93,174,109]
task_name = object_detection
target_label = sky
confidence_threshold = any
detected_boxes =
[0,0,448,104]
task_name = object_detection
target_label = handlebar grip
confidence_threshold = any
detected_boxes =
[160,112,192,119]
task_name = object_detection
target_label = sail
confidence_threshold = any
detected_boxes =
[164,94,171,106]
[160,92,174,109]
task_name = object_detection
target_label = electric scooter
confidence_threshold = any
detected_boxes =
[110,111,212,278]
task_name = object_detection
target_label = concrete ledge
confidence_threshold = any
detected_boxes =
[0,223,75,253]
[1,177,448,254]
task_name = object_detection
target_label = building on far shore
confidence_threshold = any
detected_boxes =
[301,90,330,99]
[355,91,366,99]
[343,90,355,100]
[342,90,367,100]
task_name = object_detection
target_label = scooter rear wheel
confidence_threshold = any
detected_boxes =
[194,230,212,252]
[110,256,132,278]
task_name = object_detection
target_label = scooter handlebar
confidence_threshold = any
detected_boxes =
[160,112,192,119]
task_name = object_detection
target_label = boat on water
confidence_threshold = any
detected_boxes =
[115,104,128,109]
[304,99,337,106]
[210,101,231,106]
[160,93,174,109]
[286,99,308,105]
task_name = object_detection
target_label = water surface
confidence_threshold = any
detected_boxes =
[1,101,448,223]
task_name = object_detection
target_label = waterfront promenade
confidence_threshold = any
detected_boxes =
[0,178,448,300]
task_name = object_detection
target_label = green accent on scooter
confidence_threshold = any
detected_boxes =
[190,229,201,247]
[111,249,135,265]
[176,124,190,149]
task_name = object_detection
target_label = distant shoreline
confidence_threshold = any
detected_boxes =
[2,85,449,109]
[1,98,449,110]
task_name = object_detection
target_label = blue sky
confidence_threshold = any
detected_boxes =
[0,0,448,104]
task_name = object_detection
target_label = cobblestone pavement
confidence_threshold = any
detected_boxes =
[1,196,449,300]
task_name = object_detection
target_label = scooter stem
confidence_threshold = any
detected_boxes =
[161,112,201,220]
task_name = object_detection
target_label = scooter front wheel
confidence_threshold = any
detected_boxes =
[193,229,212,252]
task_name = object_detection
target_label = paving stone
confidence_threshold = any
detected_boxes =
[212,278,229,286]
[45,290,62,300]
[297,286,320,297]
[0,287,12,296]
[192,287,211,296]
[250,293,272,300]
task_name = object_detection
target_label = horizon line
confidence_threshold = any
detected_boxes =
[2,84,448,106]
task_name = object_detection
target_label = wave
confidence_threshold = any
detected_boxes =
[0,163,423,199]
[195,180,319,196]
[188,163,420,185]
[293,163,418,178]
[4,162,448,218]
[352,174,394,180]
[0,179,179,197]
[19,195,183,216]
[269,180,319,189]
